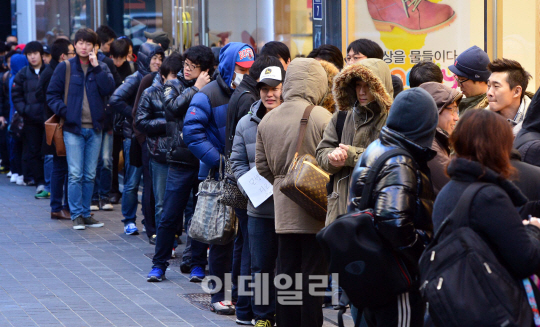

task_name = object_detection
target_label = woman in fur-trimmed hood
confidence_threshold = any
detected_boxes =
[316,58,393,225]
[318,59,340,113]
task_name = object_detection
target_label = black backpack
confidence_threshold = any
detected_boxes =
[317,148,418,311]
[418,182,533,327]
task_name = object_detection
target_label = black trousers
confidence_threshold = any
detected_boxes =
[141,140,155,237]
[275,233,327,327]
[22,122,44,185]
[364,291,425,327]
[110,133,123,195]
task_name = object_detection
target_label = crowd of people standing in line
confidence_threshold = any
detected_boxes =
[2,24,540,327]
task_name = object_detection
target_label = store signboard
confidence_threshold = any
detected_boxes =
[354,0,477,89]
[313,0,323,20]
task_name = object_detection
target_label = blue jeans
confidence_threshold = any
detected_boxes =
[121,138,143,225]
[152,164,199,270]
[150,159,168,230]
[92,130,113,200]
[50,155,68,213]
[64,129,102,220]
[248,217,278,322]
[44,155,53,192]
[233,209,253,321]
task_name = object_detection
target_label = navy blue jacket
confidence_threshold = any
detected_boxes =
[183,42,254,180]
[12,64,48,124]
[46,56,115,134]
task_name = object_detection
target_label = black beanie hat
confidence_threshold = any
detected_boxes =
[386,88,439,148]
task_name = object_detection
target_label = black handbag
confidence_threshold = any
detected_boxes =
[316,148,416,309]
[419,182,533,327]
[221,159,248,209]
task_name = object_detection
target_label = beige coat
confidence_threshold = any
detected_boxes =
[256,58,332,234]
[316,59,394,225]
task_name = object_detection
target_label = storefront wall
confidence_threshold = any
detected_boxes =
[24,0,538,89]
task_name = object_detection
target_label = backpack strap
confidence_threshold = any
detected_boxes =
[514,131,540,149]
[431,182,490,244]
[357,148,415,210]
[336,110,347,144]
[294,105,315,155]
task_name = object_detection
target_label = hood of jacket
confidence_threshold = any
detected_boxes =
[447,157,527,207]
[333,59,393,113]
[380,126,437,163]
[10,54,28,75]
[282,58,328,107]
[151,72,164,90]
[248,99,268,124]
[419,82,463,114]
[520,88,540,133]
[386,87,439,148]
[318,60,339,113]
[137,42,165,76]
[218,42,254,91]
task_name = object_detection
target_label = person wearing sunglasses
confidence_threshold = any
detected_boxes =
[449,45,490,114]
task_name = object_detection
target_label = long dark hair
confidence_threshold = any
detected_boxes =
[450,109,516,179]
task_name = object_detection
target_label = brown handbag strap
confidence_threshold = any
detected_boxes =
[294,105,315,155]
[60,60,71,126]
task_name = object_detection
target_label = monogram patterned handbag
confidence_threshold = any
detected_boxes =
[280,105,329,221]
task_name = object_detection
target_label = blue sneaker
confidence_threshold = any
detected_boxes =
[189,266,205,282]
[147,268,165,282]
[124,223,139,235]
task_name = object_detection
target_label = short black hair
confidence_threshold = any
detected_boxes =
[24,41,44,56]
[488,58,532,101]
[259,41,291,64]
[109,38,130,58]
[160,52,183,77]
[346,39,384,59]
[74,28,98,47]
[409,61,443,88]
[307,44,344,70]
[184,45,215,76]
[51,38,72,62]
[249,55,282,79]
[96,25,117,46]
[5,50,18,62]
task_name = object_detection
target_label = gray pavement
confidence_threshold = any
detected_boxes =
[0,175,353,326]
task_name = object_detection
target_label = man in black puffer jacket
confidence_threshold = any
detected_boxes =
[146,45,213,282]
[349,88,438,327]
[135,53,182,234]
[109,42,164,237]
[12,41,48,194]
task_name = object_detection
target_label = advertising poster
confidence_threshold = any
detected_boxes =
[354,0,480,89]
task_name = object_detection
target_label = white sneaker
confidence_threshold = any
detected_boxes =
[16,175,26,186]
[6,171,12,177]
[210,301,235,315]
[171,248,176,258]
[10,173,18,183]
[36,185,45,193]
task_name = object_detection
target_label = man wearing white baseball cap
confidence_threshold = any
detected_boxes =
[230,59,285,327]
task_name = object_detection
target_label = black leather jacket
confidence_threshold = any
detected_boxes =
[109,42,164,139]
[350,126,436,277]
[162,71,199,167]
[135,74,168,163]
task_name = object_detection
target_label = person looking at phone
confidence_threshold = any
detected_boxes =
[46,28,115,230]
[146,45,214,283]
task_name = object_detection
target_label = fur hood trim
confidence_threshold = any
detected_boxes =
[333,60,393,112]
[317,60,340,113]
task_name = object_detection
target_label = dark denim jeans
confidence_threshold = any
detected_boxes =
[121,138,143,225]
[248,217,278,322]
[44,155,53,193]
[64,129,102,219]
[150,159,168,230]
[50,155,68,213]
[92,130,113,200]
[9,134,22,175]
[152,164,199,270]
[232,209,253,321]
